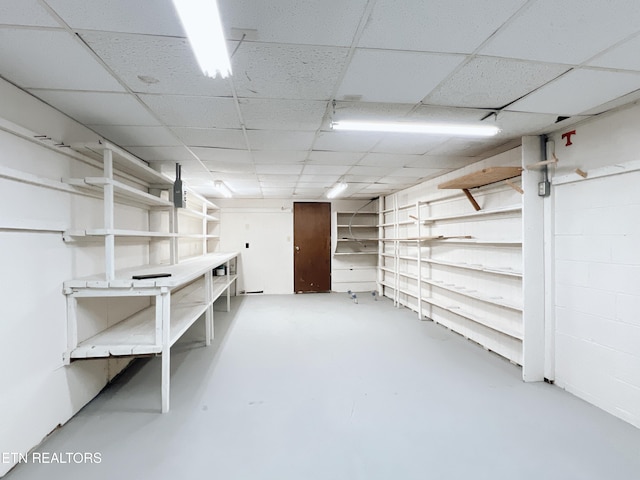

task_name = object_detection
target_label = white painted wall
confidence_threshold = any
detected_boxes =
[216,198,375,295]
[546,102,640,428]
[0,80,152,476]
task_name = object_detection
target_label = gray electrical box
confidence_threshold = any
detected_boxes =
[538,180,550,197]
[173,163,187,208]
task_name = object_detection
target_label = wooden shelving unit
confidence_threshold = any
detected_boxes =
[379,165,523,365]
[63,141,237,413]
[332,208,379,292]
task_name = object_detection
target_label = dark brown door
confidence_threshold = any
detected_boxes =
[293,202,331,293]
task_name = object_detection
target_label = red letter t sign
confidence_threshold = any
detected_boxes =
[562,130,576,146]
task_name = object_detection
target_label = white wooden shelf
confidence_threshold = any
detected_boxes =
[71,141,172,186]
[422,258,522,278]
[64,229,176,239]
[336,224,377,228]
[420,296,523,340]
[337,237,379,242]
[421,278,522,311]
[65,177,173,208]
[180,208,219,222]
[436,238,522,246]
[334,251,377,256]
[421,204,522,223]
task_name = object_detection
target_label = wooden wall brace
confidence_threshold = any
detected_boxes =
[525,156,559,171]
[462,188,481,211]
[575,168,588,178]
[505,179,524,195]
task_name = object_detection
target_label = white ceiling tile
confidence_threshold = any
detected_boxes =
[374,176,420,185]
[258,175,300,183]
[127,146,195,162]
[426,57,569,108]
[220,0,367,46]
[82,32,233,96]
[0,1,59,27]
[246,130,315,151]
[140,95,241,128]
[88,125,180,147]
[252,151,308,164]
[580,89,640,116]
[333,101,415,119]
[481,0,640,64]
[296,182,332,188]
[298,174,341,183]
[343,175,384,183]
[358,153,420,167]
[204,161,254,174]
[307,151,364,165]
[359,0,528,53]
[211,174,259,183]
[313,131,381,152]
[262,187,295,196]
[372,134,448,155]
[192,148,253,163]
[389,167,449,178]
[255,164,303,175]
[493,111,590,137]
[426,138,503,156]
[302,164,350,175]
[0,29,123,91]
[240,98,327,131]
[28,90,160,126]
[171,128,246,149]
[410,106,487,122]
[347,166,395,176]
[506,69,640,115]
[407,156,477,169]
[233,43,348,100]
[337,49,464,103]
[46,0,184,36]
[260,181,298,189]
[588,34,640,71]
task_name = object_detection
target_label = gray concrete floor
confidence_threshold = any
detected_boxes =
[6,293,640,479]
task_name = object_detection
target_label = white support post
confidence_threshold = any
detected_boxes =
[103,149,115,281]
[170,207,178,265]
[394,195,399,308]
[522,136,546,382]
[416,201,422,320]
[154,294,163,347]
[65,294,78,365]
[225,260,231,312]
[205,270,213,344]
[202,201,207,255]
[160,289,171,413]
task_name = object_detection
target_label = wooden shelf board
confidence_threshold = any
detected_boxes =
[438,167,523,190]
[65,252,238,289]
[336,224,377,228]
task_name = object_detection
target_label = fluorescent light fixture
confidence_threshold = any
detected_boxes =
[172,0,232,79]
[326,182,348,199]
[214,180,232,198]
[331,120,499,137]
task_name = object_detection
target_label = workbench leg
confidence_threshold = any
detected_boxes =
[205,270,212,345]
[65,295,78,365]
[226,261,231,312]
[161,290,171,413]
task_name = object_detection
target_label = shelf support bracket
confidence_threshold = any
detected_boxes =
[462,188,481,211]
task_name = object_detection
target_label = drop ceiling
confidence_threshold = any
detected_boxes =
[1,0,640,199]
